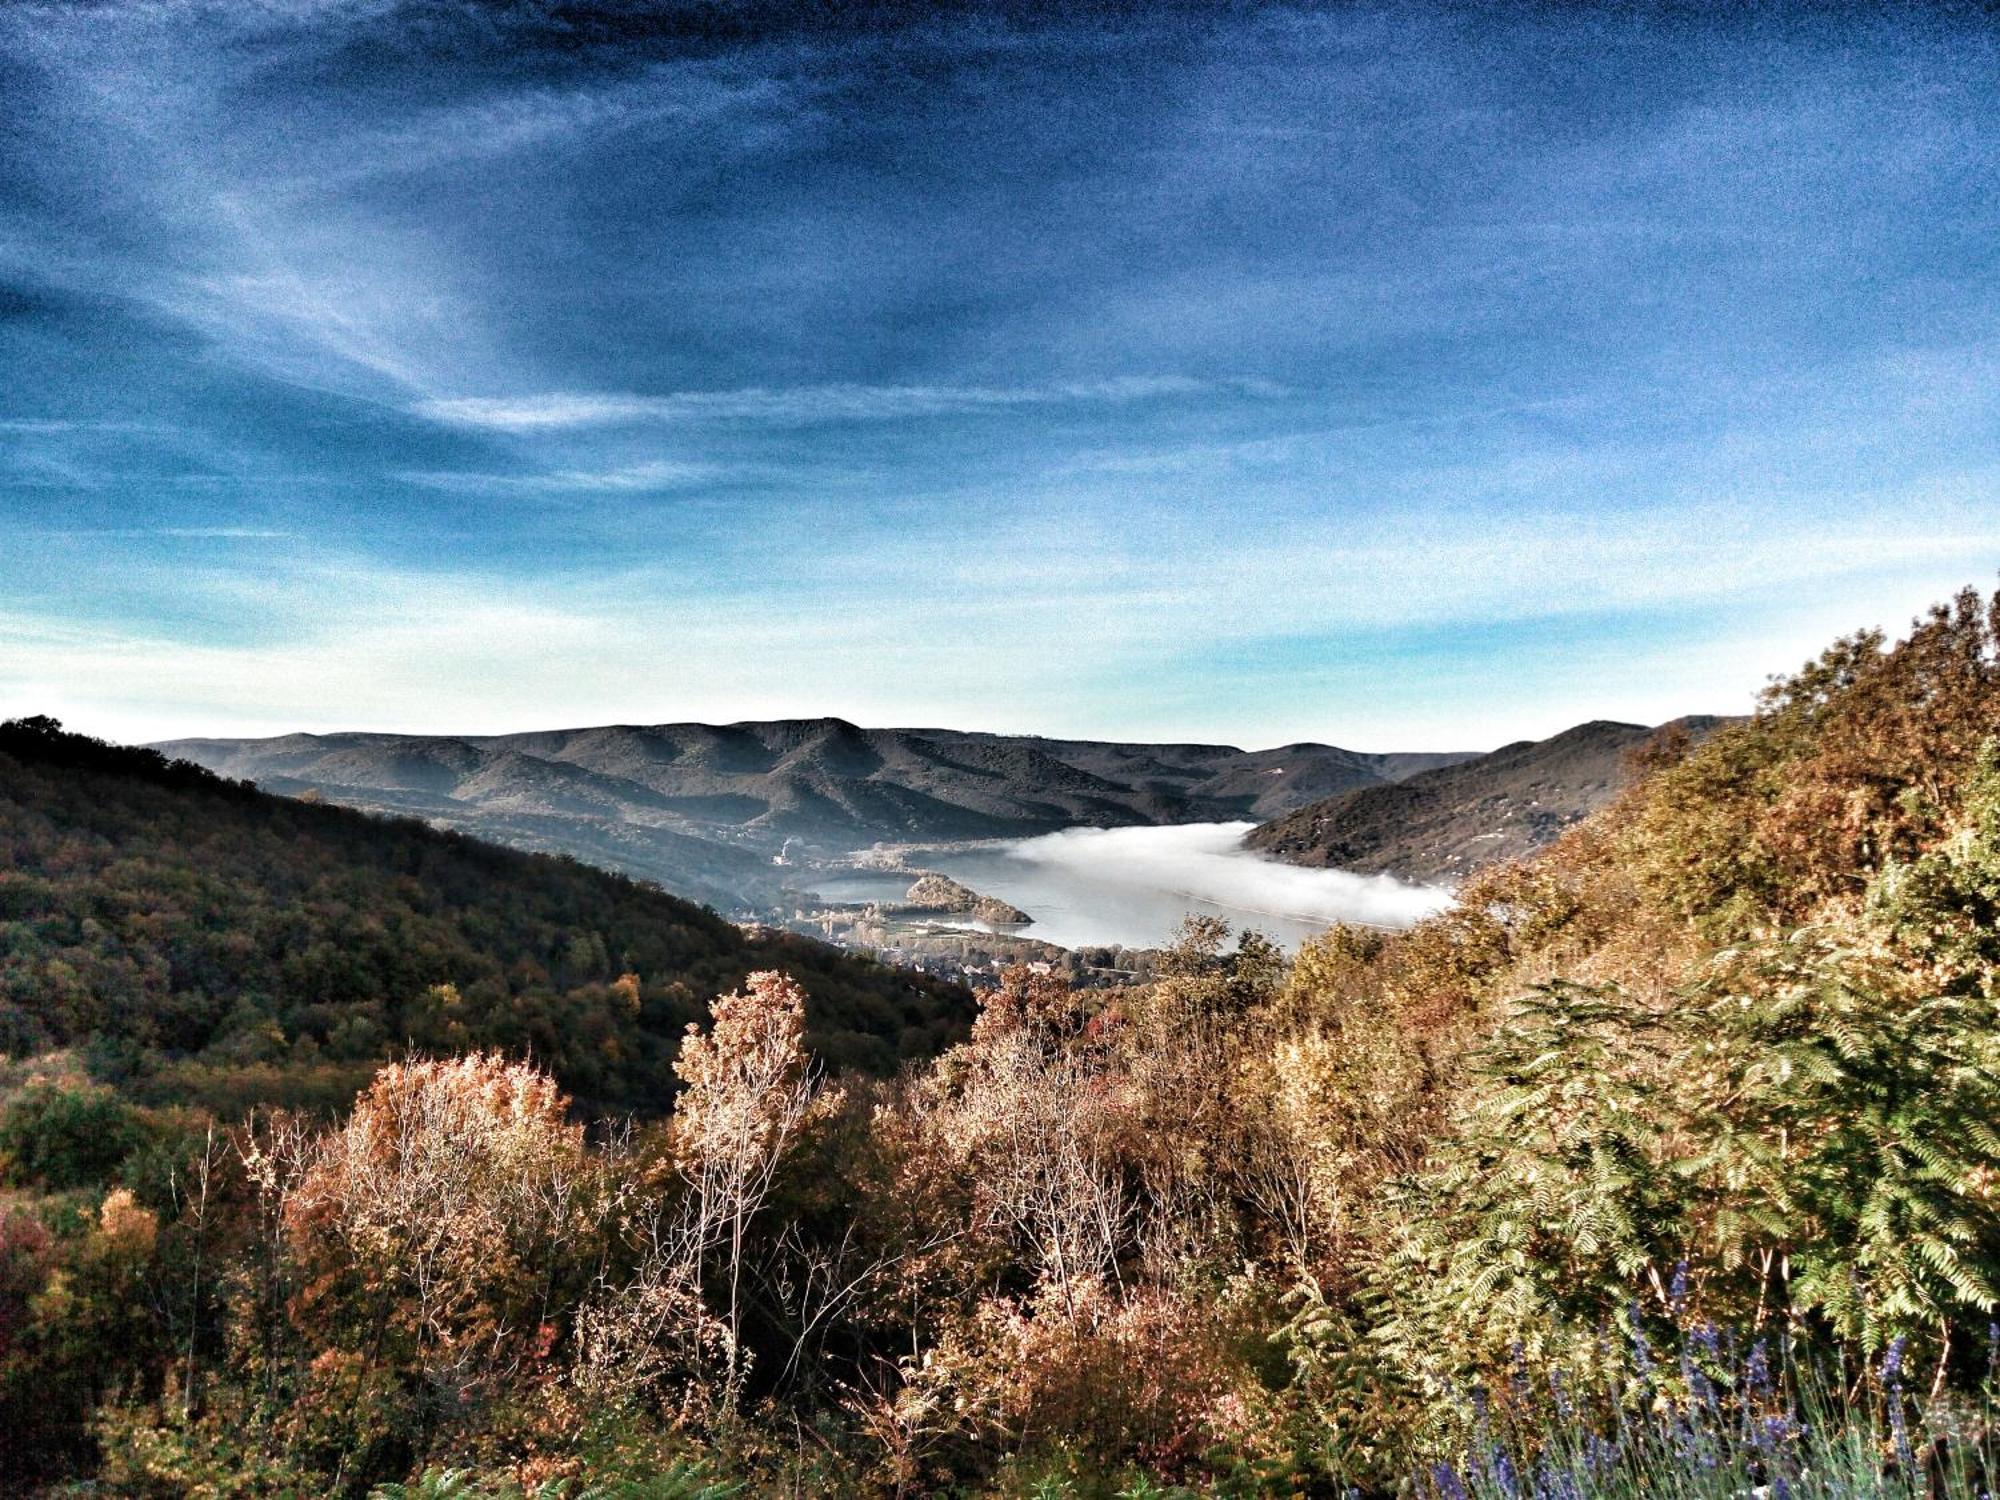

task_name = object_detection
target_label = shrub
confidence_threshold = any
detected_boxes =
[0,1076,146,1189]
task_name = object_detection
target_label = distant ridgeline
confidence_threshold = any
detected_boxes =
[1247,715,1732,883]
[0,717,972,1114]
[154,720,1479,903]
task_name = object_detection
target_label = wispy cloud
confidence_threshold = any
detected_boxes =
[397,460,745,496]
[160,527,289,539]
[24,527,292,540]
[0,418,176,435]
[284,64,807,193]
[414,377,1284,432]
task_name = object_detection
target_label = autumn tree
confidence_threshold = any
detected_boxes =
[920,966,1133,1318]
[1627,587,2000,933]
[277,1054,607,1442]
[669,970,828,1404]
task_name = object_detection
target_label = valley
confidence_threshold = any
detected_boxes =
[156,714,1704,980]
[155,719,1475,957]
[772,823,1450,987]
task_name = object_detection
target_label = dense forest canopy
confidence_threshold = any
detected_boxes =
[4,588,2000,1496]
[0,715,972,1115]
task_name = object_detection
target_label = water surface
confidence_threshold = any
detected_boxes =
[817,822,1448,952]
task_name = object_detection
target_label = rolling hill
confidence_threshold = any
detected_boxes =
[1245,717,1727,883]
[0,717,973,1113]
[157,719,1475,904]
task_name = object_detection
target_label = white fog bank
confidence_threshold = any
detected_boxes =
[925,822,1450,953]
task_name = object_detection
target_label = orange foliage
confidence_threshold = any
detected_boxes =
[279,1053,603,1402]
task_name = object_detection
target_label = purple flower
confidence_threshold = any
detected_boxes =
[1628,1302,1655,1380]
[1689,1363,1718,1413]
[1889,1394,1916,1475]
[1757,1413,1799,1452]
[1582,1434,1620,1474]
[1693,1322,1721,1361]
[1532,1455,1579,1500]
[1745,1339,1772,1396]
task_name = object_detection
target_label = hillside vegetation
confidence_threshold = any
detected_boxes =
[5,589,2000,1496]
[0,717,971,1113]
[1246,714,1726,881]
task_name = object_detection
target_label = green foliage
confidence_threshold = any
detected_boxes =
[583,1470,742,1500]
[368,1465,739,1500]
[0,1076,146,1188]
[1679,935,2000,1348]
[1381,981,1682,1379]
[0,718,972,1111]
[1382,925,2000,1381]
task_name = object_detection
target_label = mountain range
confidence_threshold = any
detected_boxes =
[156,714,1723,908]
[155,720,1476,904]
[1244,716,1727,883]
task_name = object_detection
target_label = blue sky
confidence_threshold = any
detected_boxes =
[1,1,1995,751]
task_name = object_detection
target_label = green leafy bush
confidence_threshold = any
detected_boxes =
[0,1078,145,1189]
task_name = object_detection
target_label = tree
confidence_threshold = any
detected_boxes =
[278,1055,606,1430]
[921,966,1132,1318]
[0,1078,146,1190]
[669,970,828,1404]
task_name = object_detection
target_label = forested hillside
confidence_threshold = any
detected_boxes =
[0,717,971,1113]
[1247,715,1726,881]
[5,590,2000,1497]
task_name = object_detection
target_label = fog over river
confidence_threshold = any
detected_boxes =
[821,823,1450,952]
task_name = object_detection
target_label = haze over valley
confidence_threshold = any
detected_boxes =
[160,712,1685,962]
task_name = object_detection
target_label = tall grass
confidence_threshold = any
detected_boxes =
[368,1463,740,1499]
[1425,1318,2000,1500]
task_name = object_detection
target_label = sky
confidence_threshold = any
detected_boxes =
[1,1,1995,752]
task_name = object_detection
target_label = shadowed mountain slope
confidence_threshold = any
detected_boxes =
[1246,717,1727,883]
